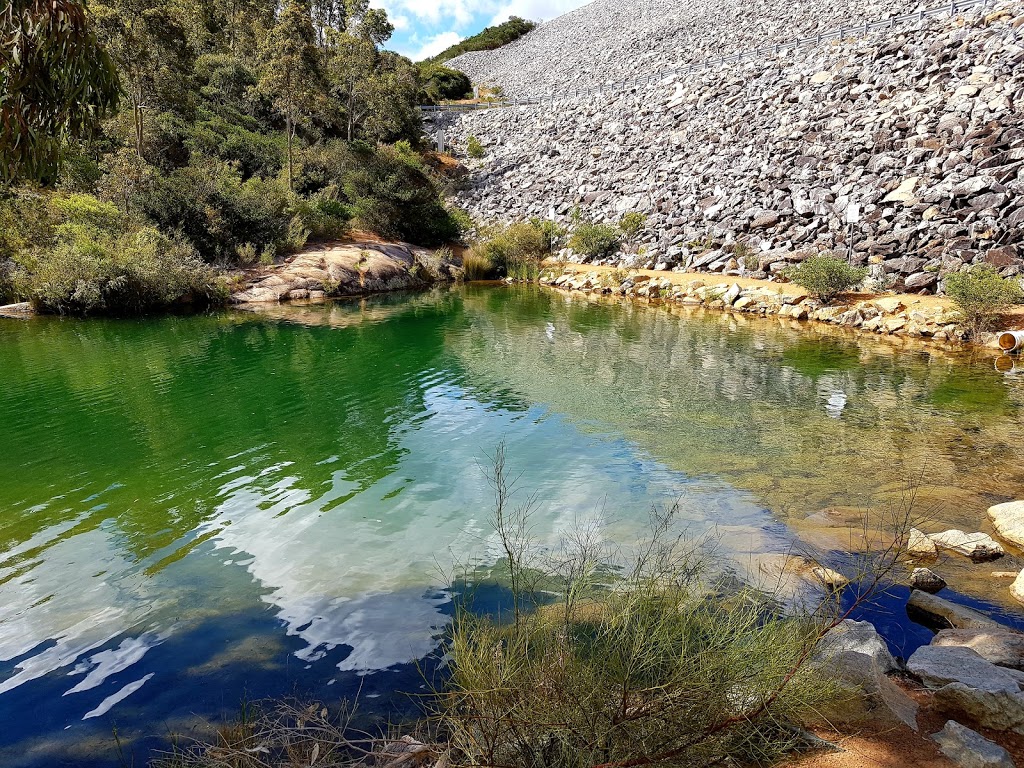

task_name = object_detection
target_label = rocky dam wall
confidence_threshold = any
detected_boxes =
[434,0,1024,294]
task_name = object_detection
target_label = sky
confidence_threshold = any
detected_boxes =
[372,0,592,61]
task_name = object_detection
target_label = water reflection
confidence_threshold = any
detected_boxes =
[0,287,1022,765]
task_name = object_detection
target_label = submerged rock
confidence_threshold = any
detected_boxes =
[931,720,1016,768]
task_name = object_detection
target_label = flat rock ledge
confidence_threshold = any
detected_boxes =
[0,302,33,318]
[539,268,1006,346]
[232,241,451,305]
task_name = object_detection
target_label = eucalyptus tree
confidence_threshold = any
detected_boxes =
[0,0,119,183]
[92,0,194,160]
[257,0,323,189]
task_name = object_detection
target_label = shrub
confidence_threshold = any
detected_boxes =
[618,211,647,246]
[342,142,465,246]
[476,220,552,281]
[570,221,621,260]
[0,259,20,303]
[783,253,868,304]
[137,157,294,263]
[945,265,1024,338]
[466,136,485,159]
[294,192,351,241]
[418,64,472,103]
[461,249,495,280]
[439,445,856,768]
[25,226,223,316]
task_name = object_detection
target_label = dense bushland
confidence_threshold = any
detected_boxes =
[423,17,536,65]
[1,0,468,315]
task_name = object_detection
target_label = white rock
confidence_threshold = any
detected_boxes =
[929,530,1005,562]
[908,527,937,557]
[1010,571,1024,606]
[989,502,1024,549]
[932,720,1016,768]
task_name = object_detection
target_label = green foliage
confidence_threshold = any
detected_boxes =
[783,253,868,304]
[3,0,458,296]
[423,16,536,64]
[342,142,465,246]
[461,249,495,280]
[417,63,472,103]
[136,157,297,262]
[570,222,621,260]
[466,136,485,159]
[1,0,120,183]
[476,220,553,282]
[294,192,351,241]
[944,265,1024,338]
[9,193,223,315]
[618,211,647,241]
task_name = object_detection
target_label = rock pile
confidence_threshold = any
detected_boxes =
[439,1,1024,293]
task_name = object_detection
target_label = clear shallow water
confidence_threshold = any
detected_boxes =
[1,286,1023,766]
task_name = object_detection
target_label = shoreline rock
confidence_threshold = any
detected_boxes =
[232,241,459,305]
[537,267,1014,348]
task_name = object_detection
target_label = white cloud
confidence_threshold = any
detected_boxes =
[405,30,464,60]
[488,0,590,25]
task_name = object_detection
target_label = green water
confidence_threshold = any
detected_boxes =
[1,285,1023,765]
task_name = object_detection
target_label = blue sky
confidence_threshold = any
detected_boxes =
[372,0,591,61]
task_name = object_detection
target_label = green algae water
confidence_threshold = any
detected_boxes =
[1,286,1023,766]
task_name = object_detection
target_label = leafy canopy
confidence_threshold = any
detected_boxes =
[1,0,120,183]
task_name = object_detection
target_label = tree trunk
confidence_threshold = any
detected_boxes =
[286,106,293,191]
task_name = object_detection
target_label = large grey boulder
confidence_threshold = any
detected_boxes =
[933,630,1024,671]
[932,720,1015,768]
[908,646,1024,733]
[817,620,918,729]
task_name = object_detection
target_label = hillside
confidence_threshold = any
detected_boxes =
[422,16,535,65]
[438,0,1024,294]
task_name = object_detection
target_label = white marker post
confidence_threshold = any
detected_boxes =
[845,202,861,264]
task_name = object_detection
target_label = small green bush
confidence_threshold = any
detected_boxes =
[570,221,621,260]
[466,136,485,159]
[783,253,868,304]
[462,249,495,280]
[0,259,19,304]
[476,220,552,281]
[294,192,351,242]
[945,265,1024,338]
[26,227,223,316]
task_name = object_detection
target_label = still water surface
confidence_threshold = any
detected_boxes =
[1,286,1022,766]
